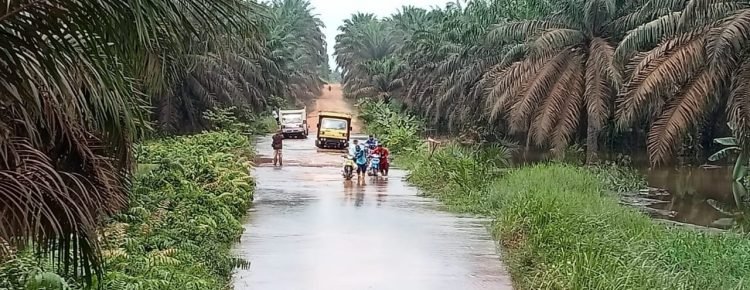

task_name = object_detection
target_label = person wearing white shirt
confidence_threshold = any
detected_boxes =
[349,139,360,157]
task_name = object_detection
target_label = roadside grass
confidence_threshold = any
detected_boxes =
[404,154,750,289]
[489,164,750,289]
[361,101,750,289]
[0,131,256,289]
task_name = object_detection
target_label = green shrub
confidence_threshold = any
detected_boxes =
[94,131,254,289]
[1,131,256,290]
[0,251,81,289]
[401,143,513,213]
[358,99,423,153]
[203,106,278,135]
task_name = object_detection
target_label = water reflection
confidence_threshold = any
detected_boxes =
[639,165,750,230]
[377,194,387,206]
[354,188,364,207]
[517,149,750,230]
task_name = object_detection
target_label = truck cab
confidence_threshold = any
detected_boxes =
[315,111,352,149]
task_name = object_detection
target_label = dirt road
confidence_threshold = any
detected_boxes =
[307,84,362,133]
[232,84,513,289]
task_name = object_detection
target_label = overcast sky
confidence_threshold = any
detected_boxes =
[308,0,449,69]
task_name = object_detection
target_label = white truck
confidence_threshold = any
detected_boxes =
[276,107,308,139]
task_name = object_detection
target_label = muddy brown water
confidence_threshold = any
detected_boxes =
[640,165,748,229]
[232,85,513,289]
[517,150,747,229]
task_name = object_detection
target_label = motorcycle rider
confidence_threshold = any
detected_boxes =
[365,135,378,150]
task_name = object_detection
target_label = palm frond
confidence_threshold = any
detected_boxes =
[728,59,750,147]
[488,20,571,44]
[509,49,574,133]
[530,53,584,145]
[617,32,707,129]
[647,70,719,165]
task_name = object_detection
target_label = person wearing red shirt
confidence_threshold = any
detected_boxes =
[372,144,390,176]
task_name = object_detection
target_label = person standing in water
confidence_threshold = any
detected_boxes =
[349,139,360,157]
[354,143,368,180]
[272,129,283,166]
[373,143,390,176]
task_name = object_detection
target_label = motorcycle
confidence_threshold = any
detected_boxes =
[342,154,355,180]
[368,153,381,176]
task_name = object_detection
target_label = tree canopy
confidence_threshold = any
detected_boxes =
[0,0,328,281]
[335,0,750,166]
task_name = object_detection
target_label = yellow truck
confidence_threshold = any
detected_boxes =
[315,111,352,149]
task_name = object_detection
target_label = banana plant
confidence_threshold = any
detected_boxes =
[708,135,748,182]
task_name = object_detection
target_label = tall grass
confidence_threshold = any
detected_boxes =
[360,103,750,289]
[490,164,750,289]
[404,155,750,289]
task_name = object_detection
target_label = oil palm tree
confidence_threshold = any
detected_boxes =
[349,57,405,103]
[616,0,750,165]
[0,0,259,280]
[266,0,328,105]
[154,0,328,132]
[334,14,399,97]
[479,0,638,163]
[163,35,274,132]
[399,1,533,132]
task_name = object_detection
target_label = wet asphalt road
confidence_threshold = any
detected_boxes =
[231,134,513,290]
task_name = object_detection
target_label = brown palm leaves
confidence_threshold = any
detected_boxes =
[483,0,750,165]
[337,0,750,166]
[482,0,620,163]
[617,1,750,165]
[0,0,258,281]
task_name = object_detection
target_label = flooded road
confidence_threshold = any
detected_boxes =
[232,85,513,289]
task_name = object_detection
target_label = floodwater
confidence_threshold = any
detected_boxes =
[517,149,749,229]
[640,165,749,229]
[232,85,513,290]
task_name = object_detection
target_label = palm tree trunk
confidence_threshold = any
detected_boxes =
[524,129,532,162]
[586,116,599,164]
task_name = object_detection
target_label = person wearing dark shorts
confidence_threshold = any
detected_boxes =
[272,129,283,166]
[354,144,368,178]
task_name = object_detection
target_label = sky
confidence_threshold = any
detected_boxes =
[308,0,450,69]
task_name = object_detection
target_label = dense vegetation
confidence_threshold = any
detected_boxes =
[1,0,326,285]
[359,95,750,290]
[334,0,750,166]
[1,131,256,289]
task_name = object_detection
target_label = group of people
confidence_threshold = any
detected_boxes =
[349,135,390,178]
[270,130,391,177]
